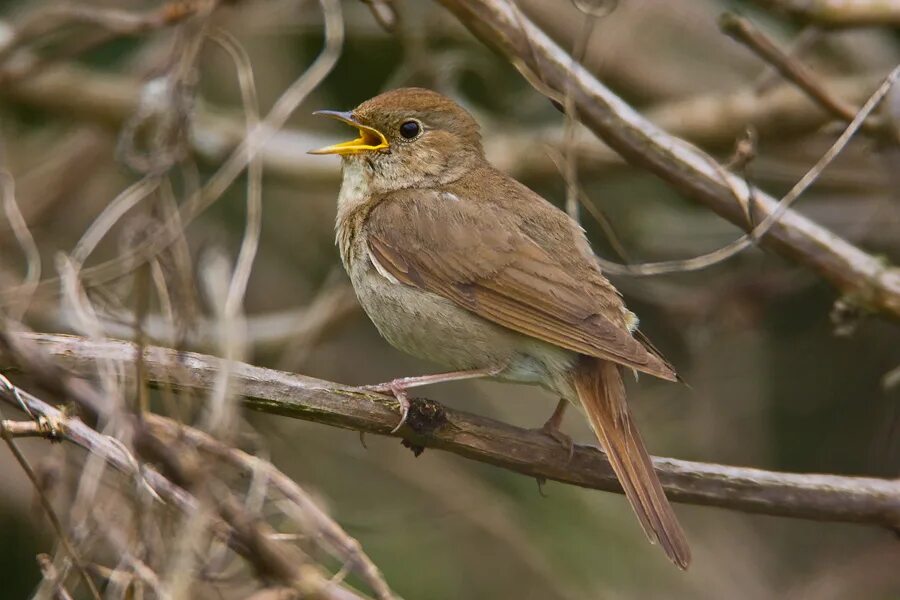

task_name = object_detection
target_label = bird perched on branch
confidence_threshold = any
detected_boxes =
[310,88,690,569]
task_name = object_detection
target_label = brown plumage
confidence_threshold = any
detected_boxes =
[312,87,691,569]
[574,358,689,568]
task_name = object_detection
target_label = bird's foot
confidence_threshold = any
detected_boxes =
[532,398,574,462]
[360,380,411,433]
[535,420,575,462]
[359,367,502,434]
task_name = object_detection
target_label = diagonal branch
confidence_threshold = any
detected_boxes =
[435,0,900,321]
[8,332,900,531]
[719,13,873,128]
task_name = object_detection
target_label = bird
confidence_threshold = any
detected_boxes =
[310,87,690,569]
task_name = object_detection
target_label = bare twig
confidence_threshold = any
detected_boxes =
[9,332,900,531]
[0,418,48,437]
[436,0,900,320]
[750,0,900,28]
[37,553,75,600]
[0,170,41,319]
[753,25,821,93]
[146,415,393,600]
[0,413,102,600]
[0,2,200,64]
[207,28,262,320]
[720,13,879,132]
[0,2,205,89]
[198,28,264,436]
[359,0,399,33]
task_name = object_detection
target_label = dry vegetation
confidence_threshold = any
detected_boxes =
[0,0,899,598]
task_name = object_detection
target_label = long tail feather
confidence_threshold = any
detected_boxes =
[573,358,691,569]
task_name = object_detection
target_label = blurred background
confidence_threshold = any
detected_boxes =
[1,0,900,598]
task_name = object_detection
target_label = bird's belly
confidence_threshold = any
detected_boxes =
[350,263,576,391]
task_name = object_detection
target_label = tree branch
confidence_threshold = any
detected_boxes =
[719,13,876,129]
[435,0,900,321]
[8,332,900,531]
[0,2,200,65]
[750,0,900,27]
[0,419,50,438]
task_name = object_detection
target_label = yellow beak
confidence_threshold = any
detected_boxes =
[308,110,390,155]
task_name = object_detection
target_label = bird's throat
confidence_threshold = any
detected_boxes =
[334,161,377,271]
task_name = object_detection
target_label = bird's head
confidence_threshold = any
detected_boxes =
[310,88,484,191]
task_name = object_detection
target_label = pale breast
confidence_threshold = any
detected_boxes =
[334,161,577,395]
[343,230,576,392]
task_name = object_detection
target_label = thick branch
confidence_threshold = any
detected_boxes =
[435,0,900,321]
[9,332,900,530]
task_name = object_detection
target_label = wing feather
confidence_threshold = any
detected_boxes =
[366,191,676,380]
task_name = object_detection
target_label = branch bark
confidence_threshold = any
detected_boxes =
[8,332,900,531]
[435,0,900,321]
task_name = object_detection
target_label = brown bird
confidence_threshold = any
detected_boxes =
[310,88,690,569]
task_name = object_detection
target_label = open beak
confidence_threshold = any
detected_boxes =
[308,110,389,155]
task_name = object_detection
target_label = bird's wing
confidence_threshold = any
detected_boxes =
[365,190,676,380]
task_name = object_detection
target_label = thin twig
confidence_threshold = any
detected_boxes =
[720,13,879,132]
[36,553,75,600]
[0,414,102,600]
[0,170,41,320]
[0,2,204,89]
[198,28,265,437]
[749,0,900,28]
[146,415,393,600]
[0,418,48,437]
[753,24,821,93]
[0,2,200,64]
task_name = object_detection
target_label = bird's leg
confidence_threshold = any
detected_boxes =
[360,366,503,433]
[535,398,574,460]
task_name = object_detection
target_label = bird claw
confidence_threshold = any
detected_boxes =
[360,382,410,433]
[536,422,575,463]
[390,386,411,433]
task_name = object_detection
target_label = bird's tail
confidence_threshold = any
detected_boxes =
[573,357,691,569]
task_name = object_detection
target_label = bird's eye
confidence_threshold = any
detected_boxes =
[399,120,421,140]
